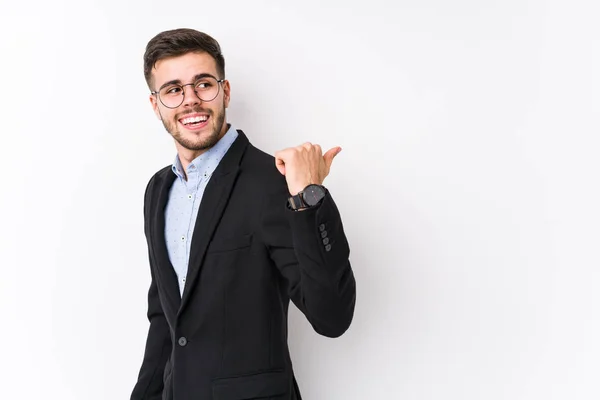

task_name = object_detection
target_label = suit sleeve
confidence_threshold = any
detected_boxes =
[261,181,356,338]
[131,179,172,400]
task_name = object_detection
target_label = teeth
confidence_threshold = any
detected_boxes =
[181,115,208,125]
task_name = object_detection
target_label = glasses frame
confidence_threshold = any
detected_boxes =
[151,77,225,109]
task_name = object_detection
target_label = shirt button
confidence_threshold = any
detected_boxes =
[182,278,186,283]
[178,337,187,347]
[181,236,185,241]
[188,194,192,200]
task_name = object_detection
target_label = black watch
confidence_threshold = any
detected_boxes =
[288,184,326,210]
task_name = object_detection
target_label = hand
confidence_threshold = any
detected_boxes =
[274,142,342,195]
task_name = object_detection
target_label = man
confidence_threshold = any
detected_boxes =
[131,28,356,400]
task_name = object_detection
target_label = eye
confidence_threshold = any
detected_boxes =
[164,86,182,95]
[195,80,213,90]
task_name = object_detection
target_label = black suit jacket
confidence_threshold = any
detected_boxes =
[130,130,356,400]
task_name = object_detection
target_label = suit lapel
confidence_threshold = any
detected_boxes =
[178,131,250,315]
[150,168,181,316]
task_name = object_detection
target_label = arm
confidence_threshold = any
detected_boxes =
[267,143,356,337]
[130,262,172,400]
[262,185,356,338]
[131,178,172,400]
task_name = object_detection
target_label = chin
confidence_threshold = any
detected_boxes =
[176,132,220,151]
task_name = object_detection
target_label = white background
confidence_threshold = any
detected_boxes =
[1,0,599,399]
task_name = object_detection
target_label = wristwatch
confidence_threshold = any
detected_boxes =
[287,184,327,210]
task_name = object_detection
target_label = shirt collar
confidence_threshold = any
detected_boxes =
[171,124,239,181]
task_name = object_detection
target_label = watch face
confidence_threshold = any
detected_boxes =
[302,185,326,206]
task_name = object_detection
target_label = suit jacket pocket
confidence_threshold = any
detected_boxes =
[207,233,252,254]
[212,369,288,400]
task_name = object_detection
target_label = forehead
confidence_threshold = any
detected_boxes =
[152,52,218,85]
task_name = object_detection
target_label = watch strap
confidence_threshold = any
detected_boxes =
[287,193,306,210]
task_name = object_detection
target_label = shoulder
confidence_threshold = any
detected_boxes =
[142,164,172,210]
[241,144,287,188]
[145,165,172,193]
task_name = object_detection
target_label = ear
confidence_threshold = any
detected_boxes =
[222,80,231,108]
[149,94,162,120]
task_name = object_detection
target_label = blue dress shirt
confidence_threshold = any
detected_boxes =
[164,125,239,296]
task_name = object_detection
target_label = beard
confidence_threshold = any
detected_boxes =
[161,101,226,151]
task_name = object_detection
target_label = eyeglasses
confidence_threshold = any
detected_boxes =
[151,76,225,109]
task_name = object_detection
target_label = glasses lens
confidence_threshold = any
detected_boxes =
[159,85,185,108]
[158,77,221,108]
[194,77,220,101]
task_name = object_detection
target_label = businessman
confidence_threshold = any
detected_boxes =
[131,28,356,400]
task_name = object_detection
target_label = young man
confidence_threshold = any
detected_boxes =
[131,28,356,400]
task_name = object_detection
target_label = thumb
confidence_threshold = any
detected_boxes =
[323,146,342,169]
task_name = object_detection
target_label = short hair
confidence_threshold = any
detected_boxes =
[143,28,225,90]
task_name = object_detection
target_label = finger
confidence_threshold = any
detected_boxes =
[314,144,322,156]
[275,148,293,162]
[302,142,312,151]
[275,157,286,175]
[323,146,342,169]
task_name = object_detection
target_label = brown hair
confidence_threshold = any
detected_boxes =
[143,28,225,90]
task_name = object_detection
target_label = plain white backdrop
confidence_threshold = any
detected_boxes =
[1,0,599,399]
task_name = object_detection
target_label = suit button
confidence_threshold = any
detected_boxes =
[320,230,328,238]
[319,224,326,232]
[322,237,330,245]
[178,337,187,347]
[325,244,332,252]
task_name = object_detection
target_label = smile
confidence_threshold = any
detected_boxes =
[178,113,210,131]
[180,114,209,126]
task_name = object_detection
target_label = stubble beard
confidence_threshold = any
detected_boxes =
[162,102,226,151]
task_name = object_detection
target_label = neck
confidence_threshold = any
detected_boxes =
[176,123,229,180]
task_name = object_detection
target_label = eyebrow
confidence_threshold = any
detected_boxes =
[158,73,218,91]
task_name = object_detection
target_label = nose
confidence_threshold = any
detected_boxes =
[181,83,202,107]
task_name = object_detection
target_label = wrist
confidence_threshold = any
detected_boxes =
[287,184,326,211]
